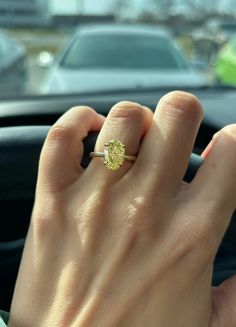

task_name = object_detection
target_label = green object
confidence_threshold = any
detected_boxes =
[0,310,9,326]
[215,38,236,85]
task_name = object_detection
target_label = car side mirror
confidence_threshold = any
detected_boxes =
[36,51,54,68]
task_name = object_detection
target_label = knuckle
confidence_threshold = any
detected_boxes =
[47,124,74,142]
[47,106,96,142]
[68,105,94,116]
[158,91,203,121]
[60,105,95,126]
[121,197,159,243]
[32,210,54,240]
[110,101,144,120]
[33,215,52,239]
[216,125,236,159]
[220,124,236,143]
[32,200,63,240]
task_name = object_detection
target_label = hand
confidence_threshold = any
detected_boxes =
[9,92,236,327]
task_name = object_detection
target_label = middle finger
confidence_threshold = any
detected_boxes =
[130,91,203,195]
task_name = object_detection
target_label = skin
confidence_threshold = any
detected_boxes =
[8,91,236,326]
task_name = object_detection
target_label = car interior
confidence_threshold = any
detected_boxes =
[0,86,236,311]
[1,1,236,321]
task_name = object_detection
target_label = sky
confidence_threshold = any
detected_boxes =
[49,0,149,15]
[49,0,236,15]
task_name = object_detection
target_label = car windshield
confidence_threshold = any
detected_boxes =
[61,34,189,70]
[0,0,236,97]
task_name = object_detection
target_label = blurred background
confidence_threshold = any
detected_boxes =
[1,0,236,96]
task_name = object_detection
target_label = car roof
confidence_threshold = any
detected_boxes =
[75,24,171,38]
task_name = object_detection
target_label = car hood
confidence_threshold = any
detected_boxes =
[42,68,207,94]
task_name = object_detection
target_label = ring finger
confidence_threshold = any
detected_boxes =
[88,101,153,185]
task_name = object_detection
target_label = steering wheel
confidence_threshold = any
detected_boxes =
[0,126,235,312]
[0,126,203,200]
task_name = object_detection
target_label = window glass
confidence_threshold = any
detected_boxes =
[61,34,189,70]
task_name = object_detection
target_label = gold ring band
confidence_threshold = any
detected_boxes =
[89,140,136,171]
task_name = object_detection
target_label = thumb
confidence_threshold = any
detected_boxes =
[211,275,236,326]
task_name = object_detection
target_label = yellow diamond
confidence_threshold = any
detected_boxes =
[104,140,125,170]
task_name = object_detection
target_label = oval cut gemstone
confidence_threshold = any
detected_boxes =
[104,140,125,170]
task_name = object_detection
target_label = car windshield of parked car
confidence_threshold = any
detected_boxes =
[61,34,188,70]
[0,0,235,97]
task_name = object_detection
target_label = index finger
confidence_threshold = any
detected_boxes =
[37,106,105,194]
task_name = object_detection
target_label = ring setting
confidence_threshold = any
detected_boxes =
[90,140,136,171]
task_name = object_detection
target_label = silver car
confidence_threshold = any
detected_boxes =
[42,24,207,94]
